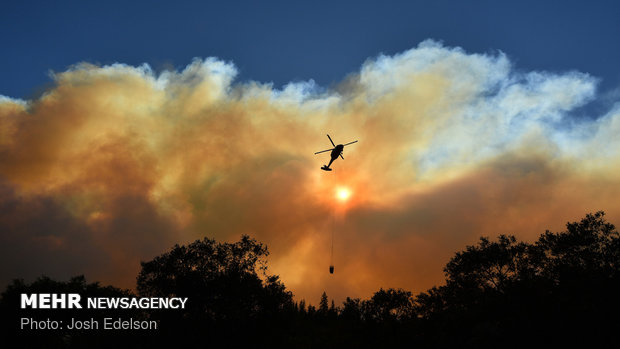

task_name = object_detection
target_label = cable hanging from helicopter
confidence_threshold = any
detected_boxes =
[315,134,358,274]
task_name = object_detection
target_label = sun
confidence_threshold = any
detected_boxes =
[336,187,351,202]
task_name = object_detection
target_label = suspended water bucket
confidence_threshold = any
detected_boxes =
[329,265,334,274]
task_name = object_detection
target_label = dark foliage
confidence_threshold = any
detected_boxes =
[2,212,619,348]
[413,211,620,347]
[135,235,295,346]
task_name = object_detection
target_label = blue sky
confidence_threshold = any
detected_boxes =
[2,0,619,100]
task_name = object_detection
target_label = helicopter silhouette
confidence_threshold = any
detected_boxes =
[314,134,358,171]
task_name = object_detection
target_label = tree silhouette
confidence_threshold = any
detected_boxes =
[341,297,363,321]
[136,235,294,346]
[363,288,414,323]
[536,211,619,279]
[444,235,532,293]
[318,292,329,315]
[414,211,620,347]
[2,212,618,347]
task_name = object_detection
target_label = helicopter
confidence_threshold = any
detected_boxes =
[314,134,358,171]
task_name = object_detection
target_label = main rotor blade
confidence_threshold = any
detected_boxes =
[314,148,333,155]
[343,140,358,146]
[327,134,336,147]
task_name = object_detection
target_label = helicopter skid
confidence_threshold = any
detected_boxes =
[321,166,332,171]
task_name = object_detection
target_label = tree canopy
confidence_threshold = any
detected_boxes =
[3,212,619,347]
[136,235,294,346]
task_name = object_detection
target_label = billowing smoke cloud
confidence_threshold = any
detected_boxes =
[2,40,620,304]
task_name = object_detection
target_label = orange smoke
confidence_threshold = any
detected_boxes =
[1,41,620,305]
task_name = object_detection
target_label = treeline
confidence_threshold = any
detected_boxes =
[2,212,619,347]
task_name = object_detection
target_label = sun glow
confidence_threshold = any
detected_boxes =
[336,187,351,202]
